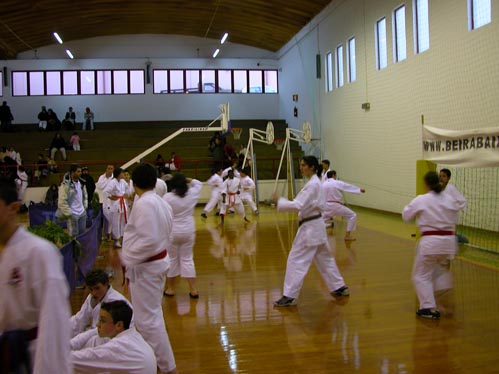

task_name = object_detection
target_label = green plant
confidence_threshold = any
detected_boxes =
[90,192,101,218]
[28,219,83,259]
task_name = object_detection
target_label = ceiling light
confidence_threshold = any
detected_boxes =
[213,48,220,58]
[53,32,63,44]
[66,49,74,59]
[221,32,229,44]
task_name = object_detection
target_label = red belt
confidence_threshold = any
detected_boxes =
[142,249,167,263]
[421,231,455,236]
[118,196,128,223]
[228,192,237,208]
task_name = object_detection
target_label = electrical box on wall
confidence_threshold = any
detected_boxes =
[361,102,370,111]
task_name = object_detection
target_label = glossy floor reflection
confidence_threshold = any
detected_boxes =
[72,206,499,373]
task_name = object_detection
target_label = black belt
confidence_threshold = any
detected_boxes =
[0,327,38,373]
[299,213,322,226]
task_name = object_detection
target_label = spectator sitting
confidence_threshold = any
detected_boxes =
[168,151,182,172]
[45,183,59,206]
[155,154,166,169]
[48,158,59,173]
[62,107,76,130]
[83,107,95,131]
[50,132,67,161]
[8,146,22,165]
[47,108,61,131]
[70,132,81,151]
[34,153,49,180]
[38,106,48,131]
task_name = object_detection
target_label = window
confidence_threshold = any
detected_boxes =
[469,0,491,30]
[130,70,145,94]
[63,71,77,95]
[80,71,95,95]
[12,72,28,96]
[201,70,216,93]
[414,0,430,53]
[264,70,278,93]
[29,72,44,96]
[394,5,407,62]
[46,71,61,95]
[186,70,200,93]
[375,17,388,70]
[113,70,128,94]
[248,70,263,93]
[97,70,112,94]
[347,37,356,82]
[233,70,247,93]
[325,52,333,92]
[170,70,184,93]
[154,70,168,93]
[336,45,344,87]
[218,70,233,93]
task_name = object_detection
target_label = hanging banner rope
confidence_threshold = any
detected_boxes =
[422,125,499,167]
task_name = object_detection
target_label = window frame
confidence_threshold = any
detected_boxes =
[347,37,356,83]
[413,0,430,54]
[335,44,344,88]
[393,5,407,63]
[375,17,388,70]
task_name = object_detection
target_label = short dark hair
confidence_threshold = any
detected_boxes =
[326,170,336,179]
[85,269,110,287]
[0,177,19,204]
[302,156,321,177]
[425,171,443,193]
[101,301,133,330]
[113,167,123,179]
[440,168,451,179]
[169,173,188,198]
[321,159,330,167]
[241,168,250,175]
[132,163,157,190]
[70,163,81,173]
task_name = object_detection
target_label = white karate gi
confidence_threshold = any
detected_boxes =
[221,166,240,179]
[203,172,223,213]
[154,178,168,197]
[402,191,460,310]
[71,327,157,374]
[322,178,362,232]
[70,285,131,337]
[321,169,330,183]
[121,191,176,373]
[220,177,245,217]
[96,173,114,236]
[163,179,202,278]
[104,178,130,240]
[0,227,72,374]
[443,183,467,212]
[70,328,109,351]
[239,175,258,212]
[277,175,346,299]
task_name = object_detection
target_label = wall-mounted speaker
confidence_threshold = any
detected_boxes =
[316,54,321,79]
[146,63,151,84]
[3,67,7,87]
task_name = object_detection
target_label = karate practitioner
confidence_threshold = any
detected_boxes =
[70,269,131,337]
[403,171,460,320]
[72,301,157,374]
[273,156,349,307]
[201,168,224,218]
[0,177,72,373]
[439,168,467,210]
[121,163,176,374]
[221,161,240,179]
[239,168,259,215]
[96,164,115,241]
[163,174,202,298]
[105,167,131,248]
[322,170,365,241]
[320,159,331,182]
[220,169,250,224]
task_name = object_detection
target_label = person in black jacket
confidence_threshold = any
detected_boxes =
[50,133,67,161]
[81,166,96,207]
[0,101,14,132]
[38,106,48,131]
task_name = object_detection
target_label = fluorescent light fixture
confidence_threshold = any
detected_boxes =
[221,32,229,44]
[213,48,220,58]
[65,49,74,59]
[53,32,63,44]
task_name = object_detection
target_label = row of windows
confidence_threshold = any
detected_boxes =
[2,69,278,97]
[325,37,356,92]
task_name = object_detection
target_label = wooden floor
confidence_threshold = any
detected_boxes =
[72,206,499,373]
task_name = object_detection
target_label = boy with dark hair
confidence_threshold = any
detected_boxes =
[0,177,72,373]
[72,301,156,374]
[70,268,130,337]
[58,163,88,237]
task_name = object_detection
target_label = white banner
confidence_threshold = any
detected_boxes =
[422,125,499,167]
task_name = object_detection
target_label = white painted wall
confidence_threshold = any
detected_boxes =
[277,0,499,213]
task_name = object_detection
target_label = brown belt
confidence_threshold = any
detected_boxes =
[421,231,455,236]
[142,249,167,263]
[299,213,322,226]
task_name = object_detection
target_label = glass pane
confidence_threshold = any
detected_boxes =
[13,72,28,96]
[154,70,168,93]
[416,0,430,53]
[130,70,144,94]
[473,0,491,29]
[97,70,112,94]
[170,70,184,93]
[336,45,344,87]
[63,71,77,95]
[218,70,233,93]
[201,70,216,93]
[46,71,61,95]
[395,6,407,62]
[326,53,333,91]
[186,70,200,93]
[113,70,128,94]
[377,18,388,70]
[233,70,247,93]
[248,70,263,93]
[80,71,95,95]
[264,70,278,93]
[348,38,356,82]
[29,72,44,95]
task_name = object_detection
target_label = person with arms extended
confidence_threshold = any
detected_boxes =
[402,171,460,320]
[273,156,349,307]
[121,163,177,374]
[0,177,72,373]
